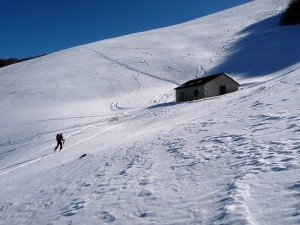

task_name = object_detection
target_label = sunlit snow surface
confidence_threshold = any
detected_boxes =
[0,0,299,224]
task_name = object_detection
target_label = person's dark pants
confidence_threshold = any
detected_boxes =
[54,141,63,150]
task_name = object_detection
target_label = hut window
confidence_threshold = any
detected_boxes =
[220,86,226,95]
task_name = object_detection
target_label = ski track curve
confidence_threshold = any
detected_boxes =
[194,66,206,79]
[110,72,141,111]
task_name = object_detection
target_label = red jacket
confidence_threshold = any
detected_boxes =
[56,134,64,142]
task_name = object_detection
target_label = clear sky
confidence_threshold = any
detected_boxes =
[0,0,250,59]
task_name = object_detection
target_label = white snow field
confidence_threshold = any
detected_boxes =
[0,0,299,224]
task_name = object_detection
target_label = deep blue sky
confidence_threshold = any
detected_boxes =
[0,0,250,58]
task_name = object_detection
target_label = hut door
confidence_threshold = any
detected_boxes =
[194,90,199,100]
[220,86,226,95]
[180,92,184,101]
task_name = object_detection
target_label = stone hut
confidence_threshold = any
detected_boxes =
[175,73,241,102]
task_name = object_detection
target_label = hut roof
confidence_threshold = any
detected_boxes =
[175,72,239,90]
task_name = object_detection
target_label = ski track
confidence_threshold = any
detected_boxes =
[194,66,206,79]
[110,49,150,111]
[0,153,52,176]
[0,114,122,157]
[110,73,141,111]
[84,46,180,86]
[165,64,175,71]
[0,105,158,177]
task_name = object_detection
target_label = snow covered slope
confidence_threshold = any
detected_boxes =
[0,0,299,224]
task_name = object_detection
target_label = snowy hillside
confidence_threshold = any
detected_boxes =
[0,0,299,224]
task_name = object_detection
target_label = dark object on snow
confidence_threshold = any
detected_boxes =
[0,54,47,68]
[174,72,241,102]
[54,133,65,151]
[79,154,87,159]
[280,0,300,25]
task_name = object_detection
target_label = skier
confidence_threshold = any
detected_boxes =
[54,133,65,152]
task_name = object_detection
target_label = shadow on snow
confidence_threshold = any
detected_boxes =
[210,15,300,78]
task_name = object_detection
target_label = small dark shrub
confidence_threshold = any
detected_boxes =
[280,0,300,25]
[0,54,47,68]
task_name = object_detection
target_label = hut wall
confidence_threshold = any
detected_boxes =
[176,85,204,101]
[205,74,240,98]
